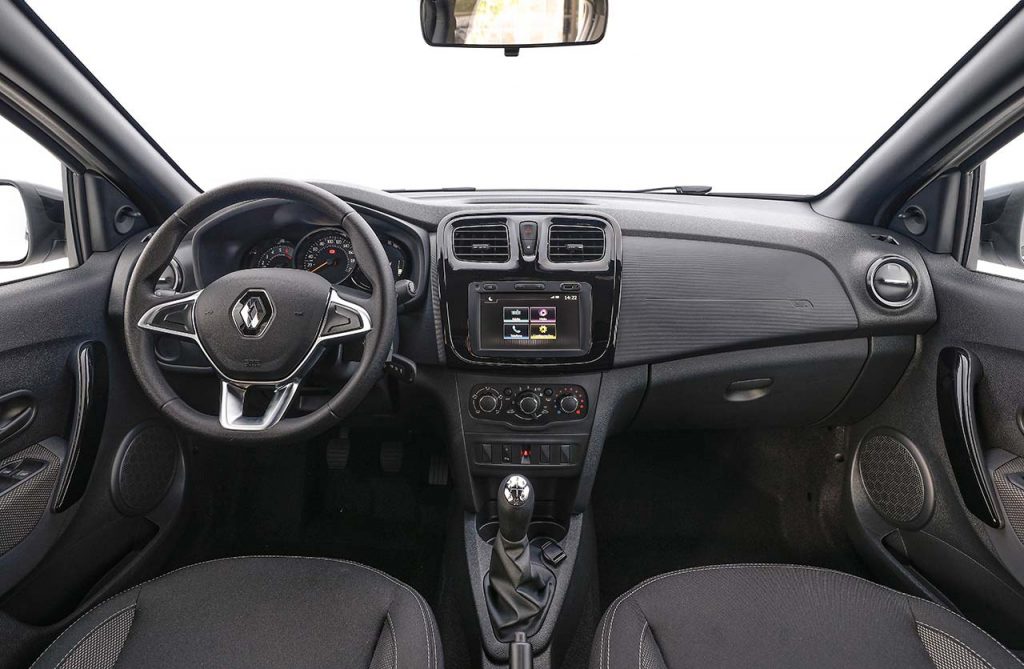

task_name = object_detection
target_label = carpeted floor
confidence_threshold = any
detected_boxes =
[165,427,450,603]
[591,426,868,607]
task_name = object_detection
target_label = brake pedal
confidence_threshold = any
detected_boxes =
[326,430,351,470]
[380,441,404,473]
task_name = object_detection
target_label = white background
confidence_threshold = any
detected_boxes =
[1,1,1022,281]
[18,0,1021,194]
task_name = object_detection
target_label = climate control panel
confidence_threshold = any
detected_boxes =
[470,383,589,425]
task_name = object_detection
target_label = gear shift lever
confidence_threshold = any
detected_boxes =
[498,474,533,542]
[485,474,554,641]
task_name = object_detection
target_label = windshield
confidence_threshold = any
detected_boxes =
[30,1,1016,195]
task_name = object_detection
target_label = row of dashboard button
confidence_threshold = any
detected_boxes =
[480,282,581,292]
[477,442,575,466]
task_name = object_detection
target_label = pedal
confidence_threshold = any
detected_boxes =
[380,441,404,474]
[428,453,449,486]
[326,430,351,470]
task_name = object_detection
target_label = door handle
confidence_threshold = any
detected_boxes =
[53,341,108,513]
[936,347,1002,528]
[0,390,36,445]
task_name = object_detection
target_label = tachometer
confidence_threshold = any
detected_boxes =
[256,243,295,269]
[295,228,358,284]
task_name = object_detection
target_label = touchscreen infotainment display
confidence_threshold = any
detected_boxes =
[477,293,583,352]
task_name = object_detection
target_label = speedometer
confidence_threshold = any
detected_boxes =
[295,228,358,284]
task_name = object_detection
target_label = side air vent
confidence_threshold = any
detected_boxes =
[548,222,606,262]
[452,223,510,262]
[867,255,919,309]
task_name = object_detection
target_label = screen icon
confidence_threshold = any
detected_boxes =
[504,323,529,340]
[503,306,529,323]
[530,323,557,340]
[530,306,556,323]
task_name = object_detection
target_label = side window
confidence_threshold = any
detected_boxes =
[0,116,70,285]
[976,133,1024,280]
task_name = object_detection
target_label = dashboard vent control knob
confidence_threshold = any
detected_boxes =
[867,255,919,308]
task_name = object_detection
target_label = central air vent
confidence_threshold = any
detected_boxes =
[452,223,510,262]
[548,222,606,262]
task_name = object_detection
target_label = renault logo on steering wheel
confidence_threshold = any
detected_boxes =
[231,290,275,337]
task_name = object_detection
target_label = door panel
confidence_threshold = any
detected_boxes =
[847,253,1024,647]
[0,247,186,666]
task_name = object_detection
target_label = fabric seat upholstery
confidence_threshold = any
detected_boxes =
[31,556,442,669]
[592,563,1023,669]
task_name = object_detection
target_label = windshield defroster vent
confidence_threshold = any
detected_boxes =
[452,223,511,262]
[547,223,606,262]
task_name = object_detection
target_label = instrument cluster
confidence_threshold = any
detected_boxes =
[243,227,410,291]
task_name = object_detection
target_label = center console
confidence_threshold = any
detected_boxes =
[435,212,624,667]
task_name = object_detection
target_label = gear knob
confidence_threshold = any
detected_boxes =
[497,474,534,542]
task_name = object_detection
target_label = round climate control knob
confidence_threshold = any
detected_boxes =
[518,392,541,416]
[558,394,580,414]
[478,393,500,414]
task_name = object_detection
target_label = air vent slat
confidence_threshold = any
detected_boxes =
[547,223,606,263]
[452,224,510,263]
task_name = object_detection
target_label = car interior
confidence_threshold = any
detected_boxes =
[6,1,1024,667]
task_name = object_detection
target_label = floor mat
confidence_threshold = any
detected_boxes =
[592,427,867,607]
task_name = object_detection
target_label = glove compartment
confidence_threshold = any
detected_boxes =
[634,339,869,429]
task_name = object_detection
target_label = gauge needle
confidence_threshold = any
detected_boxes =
[310,260,331,274]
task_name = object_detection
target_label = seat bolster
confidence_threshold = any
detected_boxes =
[30,589,141,669]
[384,578,443,669]
[909,599,1024,669]
[591,599,669,669]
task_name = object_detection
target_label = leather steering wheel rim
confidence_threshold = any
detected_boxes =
[124,179,397,443]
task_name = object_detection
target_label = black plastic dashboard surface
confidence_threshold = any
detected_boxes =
[161,184,939,370]
[615,236,858,365]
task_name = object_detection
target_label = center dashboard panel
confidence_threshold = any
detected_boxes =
[439,213,621,369]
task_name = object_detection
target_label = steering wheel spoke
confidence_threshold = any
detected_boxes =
[219,380,300,432]
[319,289,373,342]
[138,290,203,341]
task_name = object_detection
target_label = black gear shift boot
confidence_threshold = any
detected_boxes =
[485,474,556,641]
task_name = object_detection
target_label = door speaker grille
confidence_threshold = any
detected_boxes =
[993,458,1024,542]
[858,431,928,526]
[112,423,179,516]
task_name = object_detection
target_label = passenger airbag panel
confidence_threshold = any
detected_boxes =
[615,236,858,365]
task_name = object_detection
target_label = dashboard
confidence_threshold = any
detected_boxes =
[130,182,940,433]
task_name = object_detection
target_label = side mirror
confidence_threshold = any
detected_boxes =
[421,0,607,54]
[0,180,65,268]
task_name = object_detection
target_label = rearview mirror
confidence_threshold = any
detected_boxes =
[421,0,607,53]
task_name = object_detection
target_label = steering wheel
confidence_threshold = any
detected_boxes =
[124,179,397,443]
